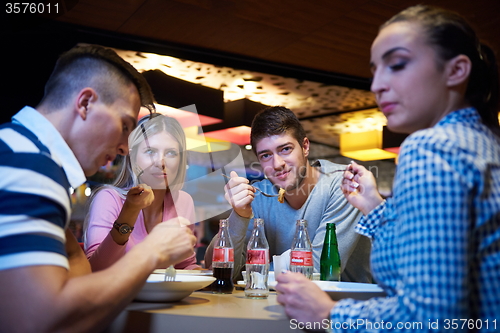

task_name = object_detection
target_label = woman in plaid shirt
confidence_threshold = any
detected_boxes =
[276,4,500,332]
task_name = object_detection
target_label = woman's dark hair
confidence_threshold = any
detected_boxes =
[382,5,499,135]
[250,106,307,155]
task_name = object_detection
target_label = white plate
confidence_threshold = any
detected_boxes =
[153,269,213,276]
[242,271,320,285]
[269,281,385,300]
[135,274,216,302]
[313,281,386,300]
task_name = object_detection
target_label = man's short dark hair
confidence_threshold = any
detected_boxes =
[40,44,155,112]
[250,106,307,155]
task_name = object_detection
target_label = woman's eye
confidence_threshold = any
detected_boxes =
[389,62,406,71]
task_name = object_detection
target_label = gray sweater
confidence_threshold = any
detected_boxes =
[217,160,372,283]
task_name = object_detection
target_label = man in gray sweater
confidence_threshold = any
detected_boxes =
[205,106,372,283]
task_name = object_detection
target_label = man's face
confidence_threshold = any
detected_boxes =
[73,84,141,176]
[255,132,309,191]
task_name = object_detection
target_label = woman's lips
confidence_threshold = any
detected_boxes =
[380,102,397,114]
[152,173,168,178]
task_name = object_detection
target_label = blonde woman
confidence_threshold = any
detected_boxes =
[85,113,199,271]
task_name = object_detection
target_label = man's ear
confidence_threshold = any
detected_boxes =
[446,54,471,88]
[75,88,96,120]
[302,137,310,157]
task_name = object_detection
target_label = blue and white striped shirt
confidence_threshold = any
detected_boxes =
[331,108,500,331]
[0,106,86,271]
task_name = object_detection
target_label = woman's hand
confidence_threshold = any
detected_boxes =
[124,184,154,211]
[341,161,384,215]
[276,272,336,327]
[111,184,154,245]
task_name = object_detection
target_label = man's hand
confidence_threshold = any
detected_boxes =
[142,217,197,268]
[224,171,255,218]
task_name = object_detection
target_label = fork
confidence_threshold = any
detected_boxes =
[222,174,278,197]
[164,265,176,281]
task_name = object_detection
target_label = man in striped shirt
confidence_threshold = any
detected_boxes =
[0,45,197,332]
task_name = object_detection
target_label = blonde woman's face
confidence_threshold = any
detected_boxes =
[134,131,181,189]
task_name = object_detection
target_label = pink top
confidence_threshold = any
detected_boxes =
[85,187,199,271]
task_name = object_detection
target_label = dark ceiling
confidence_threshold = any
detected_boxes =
[49,0,500,79]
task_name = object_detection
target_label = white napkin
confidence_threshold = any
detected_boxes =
[249,271,267,289]
[273,249,291,278]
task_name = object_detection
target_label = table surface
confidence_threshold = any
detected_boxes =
[103,289,298,333]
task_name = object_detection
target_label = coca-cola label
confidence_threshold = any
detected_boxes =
[213,248,234,262]
[246,249,269,264]
[290,250,313,266]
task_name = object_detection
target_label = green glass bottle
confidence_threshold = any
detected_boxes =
[320,223,341,281]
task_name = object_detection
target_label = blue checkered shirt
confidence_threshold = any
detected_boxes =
[330,108,500,332]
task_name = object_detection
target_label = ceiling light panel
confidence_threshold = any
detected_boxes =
[113,48,376,119]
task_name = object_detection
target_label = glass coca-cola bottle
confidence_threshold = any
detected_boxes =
[290,219,313,279]
[212,219,234,294]
[245,218,270,298]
